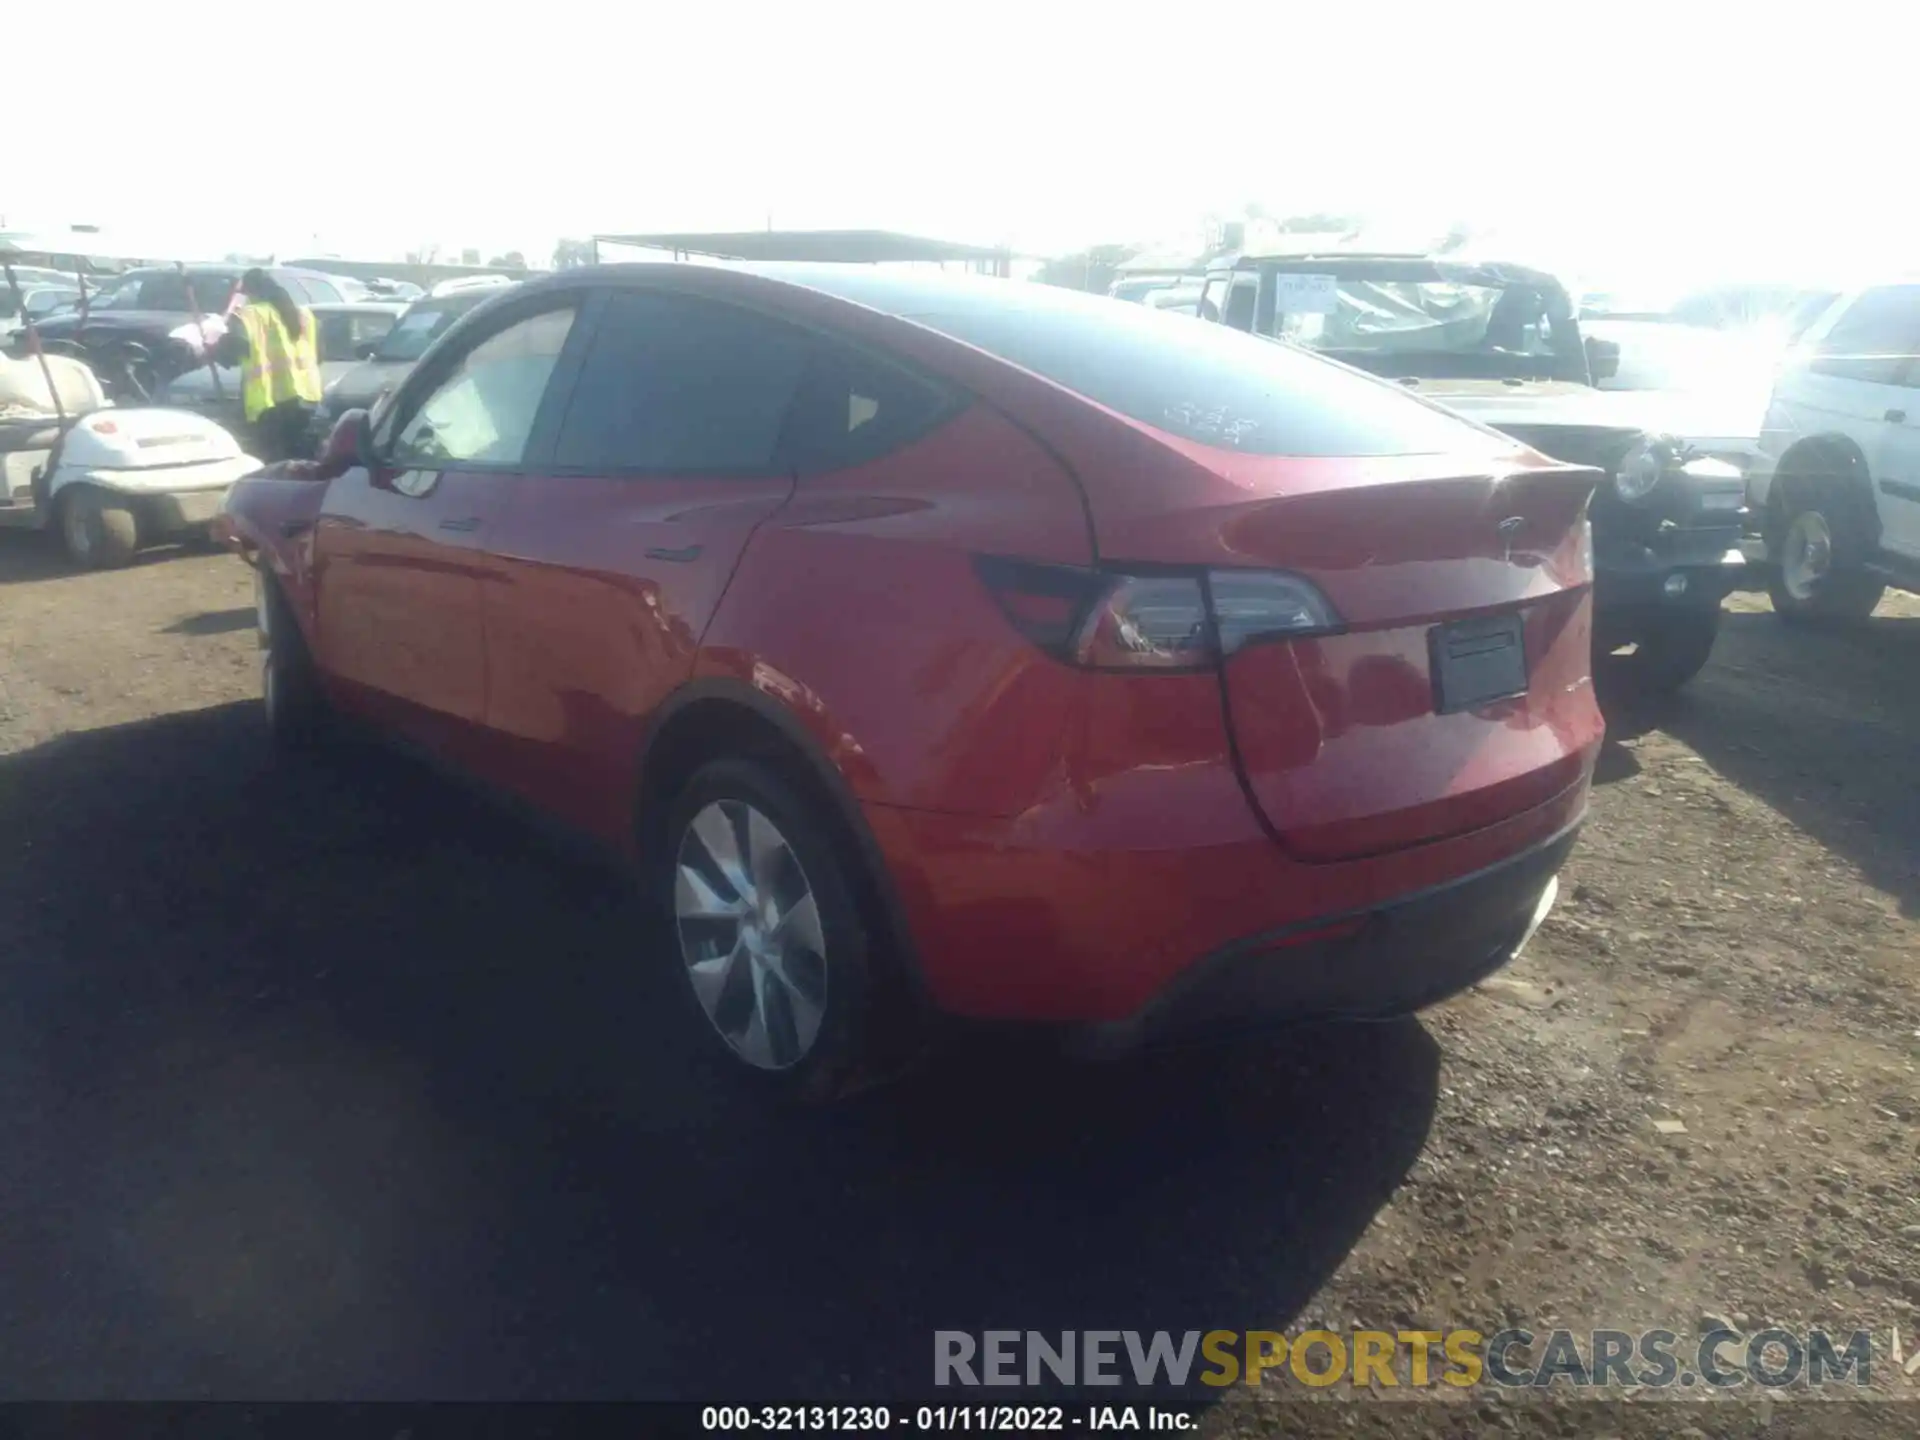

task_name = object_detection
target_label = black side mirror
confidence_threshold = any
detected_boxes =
[354,340,379,360]
[1585,335,1621,382]
[318,407,376,477]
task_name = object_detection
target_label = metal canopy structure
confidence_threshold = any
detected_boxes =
[592,228,1015,275]
[283,256,528,288]
[0,229,226,272]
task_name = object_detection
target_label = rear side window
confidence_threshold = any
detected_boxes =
[781,341,957,474]
[552,289,812,472]
[909,291,1501,457]
[1810,286,1920,385]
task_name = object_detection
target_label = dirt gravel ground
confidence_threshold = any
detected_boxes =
[1,531,1916,1435]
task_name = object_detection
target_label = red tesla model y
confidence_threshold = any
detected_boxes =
[218,263,1605,1095]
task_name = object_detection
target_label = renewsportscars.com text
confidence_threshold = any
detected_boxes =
[935,1328,1875,1390]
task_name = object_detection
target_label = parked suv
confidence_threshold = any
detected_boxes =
[1196,248,1750,692]
[217,265,1602,1096]
[1748,282,1920,620]
[13,264,358,401]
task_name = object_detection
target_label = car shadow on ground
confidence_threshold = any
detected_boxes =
[0,703,1439,1401]
[0,531,203,587]
[1603,609,1920,917]
[161,607,255,636]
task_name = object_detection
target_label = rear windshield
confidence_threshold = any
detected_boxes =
[908,289,1499,456]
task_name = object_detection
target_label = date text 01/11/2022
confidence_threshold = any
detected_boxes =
[699,1404,1199,1432]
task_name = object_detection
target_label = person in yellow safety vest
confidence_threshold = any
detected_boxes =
[211,268,324,462]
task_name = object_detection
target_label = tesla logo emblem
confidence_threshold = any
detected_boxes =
[1498,516,1525,561]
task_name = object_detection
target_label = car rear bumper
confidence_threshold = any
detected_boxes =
[1068,820,1577,1055]
[75,453,261,495]
[1594,531,1750,611]
[864,762,1593,1027]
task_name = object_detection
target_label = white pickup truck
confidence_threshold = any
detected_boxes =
[1748,282,1920,620]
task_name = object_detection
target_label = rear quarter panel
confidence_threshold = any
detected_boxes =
[695,401,1099,817]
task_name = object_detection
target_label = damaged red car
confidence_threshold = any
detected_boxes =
[217,264,1605,1096]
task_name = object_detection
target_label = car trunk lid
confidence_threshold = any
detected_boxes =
[1072,428,1605,862]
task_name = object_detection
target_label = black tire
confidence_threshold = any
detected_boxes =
[1609,606,1721,694]
[259,572,329,749]
[55,486,140,569]
[658,757,880,1102]
[1768,483,1885,624]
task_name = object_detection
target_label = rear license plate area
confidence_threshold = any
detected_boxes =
[1430,611,1528,714]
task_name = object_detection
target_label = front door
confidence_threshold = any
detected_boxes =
[312,298,581,754]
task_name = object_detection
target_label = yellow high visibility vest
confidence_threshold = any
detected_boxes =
[235,300,324,421]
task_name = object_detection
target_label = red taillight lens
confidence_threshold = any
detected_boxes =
[974,556,1341,671]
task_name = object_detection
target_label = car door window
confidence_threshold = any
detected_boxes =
[1223,277,1258,331]
[1810,286,1920,386]
[389,304,577,468]
[550,289,813,473]
[139,273,217,311]
[316,312,354,362]
[1197,276,1226,323]
[351,312,398,352]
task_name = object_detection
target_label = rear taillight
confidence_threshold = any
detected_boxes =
[1206,571,1342,654]
[974,556,1341,671]
[1075,575,1213,669]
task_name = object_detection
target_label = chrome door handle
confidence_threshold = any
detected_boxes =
[438,516,481,533]
[645,544,703,562]
[1885,409,1908,424]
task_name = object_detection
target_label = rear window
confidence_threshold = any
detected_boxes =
[902,288,1497,457]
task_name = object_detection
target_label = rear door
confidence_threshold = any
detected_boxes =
[1866,294,1920,559]
[312,295,582,753]
[478,285,820,836]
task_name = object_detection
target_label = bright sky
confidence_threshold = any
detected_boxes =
[8,0,1913,286]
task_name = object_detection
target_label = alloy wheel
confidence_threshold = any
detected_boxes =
[1781,511,1833,602]
[673,799,829,1070]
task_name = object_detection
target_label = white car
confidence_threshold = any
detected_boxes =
[1748,282,1920,620]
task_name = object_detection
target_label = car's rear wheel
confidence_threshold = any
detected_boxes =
[56,486,140,569]
[1769,494,1884,623]
[258,572,328,748]
[663,758,876,1101]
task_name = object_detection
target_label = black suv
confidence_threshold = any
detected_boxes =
[1196,248,1751,692]
[9,264,358,403]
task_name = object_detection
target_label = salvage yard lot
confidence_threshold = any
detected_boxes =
[1,534,1917,1425]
